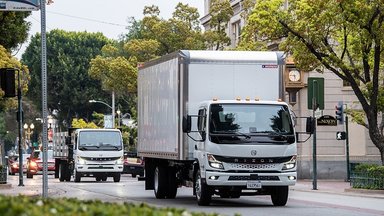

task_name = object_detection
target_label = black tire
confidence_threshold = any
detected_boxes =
[59,163,65,182]
[271,186,289,206]
[74,169,81,182]
[26,172,33,179]
[194,169,212,206]
[154,165,167,199]
[113,173,121,182]
[96,176,101,181]
[102,176,107,181]
[54,160,60,178]
[166,167,177,199]
[65,169,71,182]
[132,174,137,178]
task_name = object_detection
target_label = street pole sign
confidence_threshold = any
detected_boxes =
[0,0,39,11]
[104,115,113,128]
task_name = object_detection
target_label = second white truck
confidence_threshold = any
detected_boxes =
[138,50,297,206]
[53,128,124,182]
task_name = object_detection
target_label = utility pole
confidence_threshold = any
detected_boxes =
[312,80,318,190]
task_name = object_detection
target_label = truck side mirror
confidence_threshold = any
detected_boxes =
[306,117,315,134]
[65,136,71,145]
[183,115,191,133]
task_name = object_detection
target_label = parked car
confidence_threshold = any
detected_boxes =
[123,152,144,178]
[7,154,28,175]
[26,149,55,179]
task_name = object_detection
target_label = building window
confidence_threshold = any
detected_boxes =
[232,21,241,46]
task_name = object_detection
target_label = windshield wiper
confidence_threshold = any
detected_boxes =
[250,131,288,141]
[211,131,251,139]
[100,144,122,150]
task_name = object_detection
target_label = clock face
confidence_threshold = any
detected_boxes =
[288,70,300,82]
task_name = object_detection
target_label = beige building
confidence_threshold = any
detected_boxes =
[201,0,381,179]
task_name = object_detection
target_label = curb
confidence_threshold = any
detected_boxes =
[0,183,12,189]
[345,188,384,195]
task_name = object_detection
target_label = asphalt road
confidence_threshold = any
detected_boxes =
[3,174,384,216]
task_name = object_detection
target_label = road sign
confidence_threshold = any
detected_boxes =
[317,115,337,126]
[336,131,346,140]
[0,0,39,11]
[104,115,113,128]
[307,77,324,110]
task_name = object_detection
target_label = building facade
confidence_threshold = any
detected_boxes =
[200,0,381,179]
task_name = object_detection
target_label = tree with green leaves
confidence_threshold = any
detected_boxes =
[89,3,206,122]
[22,30,111,127]
[204,0,233,50]
[240,0,384,164]
[0,11,31,53]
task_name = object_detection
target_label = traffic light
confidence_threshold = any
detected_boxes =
[0,68,16,97]
[335,102,344,124]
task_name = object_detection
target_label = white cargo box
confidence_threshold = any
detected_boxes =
[138,50,285,161]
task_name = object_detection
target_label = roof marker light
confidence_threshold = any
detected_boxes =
[245,97,250,101]
[236,97,241,101]
[277,98,283,102]
[213,98,218,101]
[255,98,260,101]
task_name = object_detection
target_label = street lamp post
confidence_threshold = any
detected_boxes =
[23,123,35,152]
[89,98,115,128]
[116,109,121,127]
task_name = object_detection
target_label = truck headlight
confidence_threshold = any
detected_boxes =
[116,156,124,165]
[207,154,224,169]
[282,155,296,170]
[77,156,86,165]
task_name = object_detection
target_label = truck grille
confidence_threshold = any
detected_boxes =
[226,163,277,170]
[228,176,280,181]
[83,157,120,161]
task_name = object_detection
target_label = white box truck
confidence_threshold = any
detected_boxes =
[138,50,297,206]
[53,128,124,182]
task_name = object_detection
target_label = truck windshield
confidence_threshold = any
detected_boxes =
[78,131,122,151]
[209,104,294,144]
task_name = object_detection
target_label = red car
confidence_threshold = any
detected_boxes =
[26,150,55,179]
[122,152,144,178]
[7,154,28,175]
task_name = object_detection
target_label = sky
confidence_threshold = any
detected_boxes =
[15,0,204,59]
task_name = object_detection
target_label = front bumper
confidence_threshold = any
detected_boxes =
[76,164,123,173]
[205,170,296,187]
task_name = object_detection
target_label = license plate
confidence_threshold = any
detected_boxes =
[247,181,262,189]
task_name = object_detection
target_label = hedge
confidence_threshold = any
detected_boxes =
[351,164,384,190]
[0,195,237,216]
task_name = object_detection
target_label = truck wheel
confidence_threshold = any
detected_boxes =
[59,164,65,182]
[167,167,177,199]
[113,173,121,182]
[270,186,289,206]
[195,169,212,206]
[96,176,101,181]
[154,165,167,199]
[65,169,71,182]
[54,161,60,178]
[74,169,81,182]
[102,176,107,181]
[27,172,33,179]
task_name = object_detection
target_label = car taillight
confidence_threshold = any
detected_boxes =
[30,161,37,167]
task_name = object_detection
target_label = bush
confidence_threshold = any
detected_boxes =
[0,195,228,216]
[351,164,384,190]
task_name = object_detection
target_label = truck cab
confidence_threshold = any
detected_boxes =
[71,129,124,182]
[55,128,124,182]
[187,99,297,205]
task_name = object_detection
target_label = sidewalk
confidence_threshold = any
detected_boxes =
[0,175,60,197]
[292,179,384,199]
